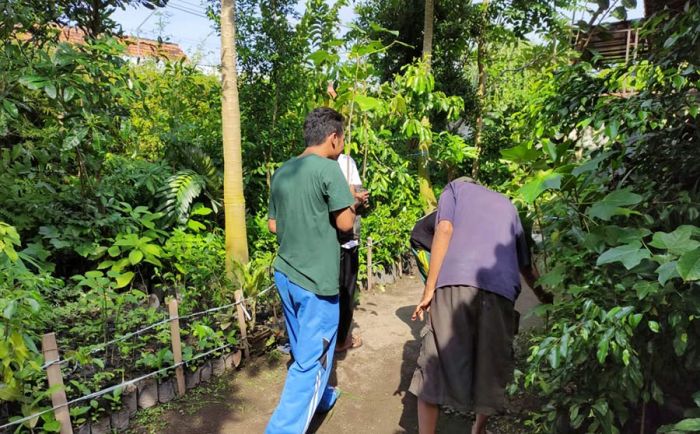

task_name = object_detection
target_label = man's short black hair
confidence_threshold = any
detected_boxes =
[303,107,344,147]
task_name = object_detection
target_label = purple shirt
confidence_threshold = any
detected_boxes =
[435,181,530,302]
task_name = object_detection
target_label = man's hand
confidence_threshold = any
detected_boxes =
[412,289,434,321]
[533,285,554,304]
[354,190,369,207]
[327,82,337,99]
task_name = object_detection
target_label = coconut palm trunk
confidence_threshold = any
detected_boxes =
[419,0,438,212]
[471,0,489,180]
[221,0,249,274]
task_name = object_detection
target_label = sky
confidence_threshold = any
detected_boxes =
[111,0,355,67]
[111,0,645,68]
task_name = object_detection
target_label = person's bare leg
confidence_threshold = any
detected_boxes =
[417,399,439,434]
[471,414,489,434]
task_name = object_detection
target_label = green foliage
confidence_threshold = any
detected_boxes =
[504,4,700,432]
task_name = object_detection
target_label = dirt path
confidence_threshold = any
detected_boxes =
[130,275,540,434]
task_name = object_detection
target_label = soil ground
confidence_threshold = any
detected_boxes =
[128,274,542,434]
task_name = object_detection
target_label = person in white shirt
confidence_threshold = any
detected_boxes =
[336,153,368,351]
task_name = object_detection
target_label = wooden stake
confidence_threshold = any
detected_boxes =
[367,237,373,291]
[42,333,73,434]
[168,299,186,397]
[235,289,250,359]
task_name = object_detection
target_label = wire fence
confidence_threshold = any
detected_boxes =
[6,236,389,431]
[2,283,276,432]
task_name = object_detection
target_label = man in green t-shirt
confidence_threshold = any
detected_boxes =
[266,107,357,434]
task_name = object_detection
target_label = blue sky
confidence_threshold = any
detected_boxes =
[112,0,355,67]
[111,0,644,67]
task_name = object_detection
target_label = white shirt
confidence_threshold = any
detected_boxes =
[337,154,361,249]
[337,154,361,185]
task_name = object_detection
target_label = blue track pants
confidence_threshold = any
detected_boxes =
[265,271,339,434]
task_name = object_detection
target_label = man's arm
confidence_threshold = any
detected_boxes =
[520,263,553,304]
[333,205,356,232]
[268,219,277,234]
[412,220,453,321]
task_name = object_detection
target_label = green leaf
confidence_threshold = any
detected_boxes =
[44,84,57,99]
[664,35,679,49]
[597,242,651,269]
[611,6,627,20]
[597,337,610,364]
[648,321,660,333]
[548,347,560,369]
[628,313,642,328]
[369,22,399,36]
[43,420,61,432]
[354,95,384,112]
[622,348,630,365]
[129,250,143,265]
[63,87,76,102]
[23,333,38,353]
[3,300,17,320]
[18,75,48,90]
[537,264,566,287]
[0,383,20,400]
[187,220,206,232]
[603,226,651,245]
[677,247,700,281]
[658,418,700,433]
[2,99,18,118]
[114,272,135,289]
[572,152,611,176]
[633,281,658,302]
[650,226,700,255]
[500,145,540,164]
[108,246,120,257]
[354,40,385,56]
[673,332,688,356]
[588,189,643,221]
[518,171,562,203]
[622,0,636,7]
[656,261,680,285]
[307,49,337,66]
[63,127,88,151]
[190,206,213,216]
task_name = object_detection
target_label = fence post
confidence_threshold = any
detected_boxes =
[42,333,73,434]
[168,299,186,397]
[366,237,373,291]
[398,255,403,278]
[235,289,250,359]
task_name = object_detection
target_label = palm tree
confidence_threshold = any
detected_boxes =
[220,0,249,272]
[472,0,489,180]
[419,0,438,211]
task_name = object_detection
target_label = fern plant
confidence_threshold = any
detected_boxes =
[159,146,223,224]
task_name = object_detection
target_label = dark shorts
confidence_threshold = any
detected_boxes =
[408,285,516,415]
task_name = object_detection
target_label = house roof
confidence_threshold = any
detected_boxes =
[57,26,186,60]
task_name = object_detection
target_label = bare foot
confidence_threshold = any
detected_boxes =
[335,335,363,352]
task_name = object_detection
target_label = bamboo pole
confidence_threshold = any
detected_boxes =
[235,290,250,359]
[168,299,186,397]
[366,237,373,291]
[42,333,73,434]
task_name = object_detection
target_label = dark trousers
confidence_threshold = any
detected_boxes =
[338,246,359,344]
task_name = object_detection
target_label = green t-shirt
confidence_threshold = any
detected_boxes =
[269,154,355,296]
